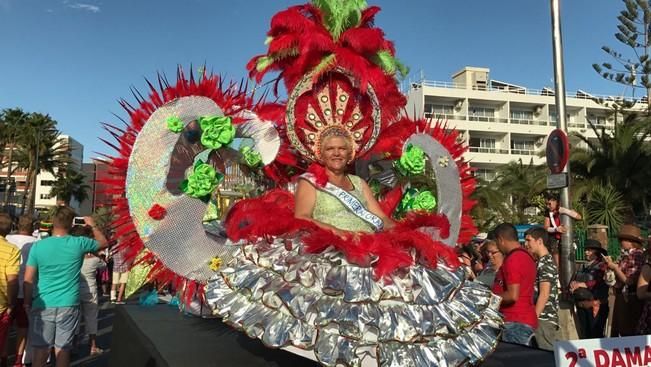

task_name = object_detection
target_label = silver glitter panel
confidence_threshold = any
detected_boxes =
[236,110,281,165]
[126,96,233,282]
[404,134,463,247]
[204,236,504,366]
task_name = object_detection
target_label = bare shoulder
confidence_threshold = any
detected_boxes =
[296,177,316,192]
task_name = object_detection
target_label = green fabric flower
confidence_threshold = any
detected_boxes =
[395,188,437,217]
[412,190,437,211]
[240,146,262,167]
[395,144,426,176]
[198,116,235,149]
[166,116,184,133]
[180,161,223,200]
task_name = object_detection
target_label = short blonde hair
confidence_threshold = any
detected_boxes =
[317,127,354,161]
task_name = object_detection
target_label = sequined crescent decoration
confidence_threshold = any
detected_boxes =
[101,1,501,366]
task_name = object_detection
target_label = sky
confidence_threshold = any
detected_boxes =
[0,0,627,161]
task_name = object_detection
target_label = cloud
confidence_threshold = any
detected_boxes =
[66,2,100,13]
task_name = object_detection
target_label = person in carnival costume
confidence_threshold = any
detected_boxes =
[102,1,504,365]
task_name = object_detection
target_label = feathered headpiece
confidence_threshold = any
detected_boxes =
[247,0,408,161]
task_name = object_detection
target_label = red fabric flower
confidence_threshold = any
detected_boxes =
[148,204,167,220]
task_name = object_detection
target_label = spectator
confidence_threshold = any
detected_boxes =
[476,240,502,287]
[569,240,610,339]
[524,227,559,351]
[97,254,110,297]
[606,224,645,337]
[0,215,20,365]
[110,249,130,304]
[491,223,537,346]
[5,215,36,367]
[23,206,108,367]
[636,247,651,334]
[457,245,478,281]
[70,225,105,356]
[543,193,582,266]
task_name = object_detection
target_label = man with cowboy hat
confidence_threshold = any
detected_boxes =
[605,224,646,337]
[570,239,610,338]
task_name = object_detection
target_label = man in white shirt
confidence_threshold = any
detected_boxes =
[5,215,36,366]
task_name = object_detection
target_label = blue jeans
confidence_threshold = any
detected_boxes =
[502,322,535,346]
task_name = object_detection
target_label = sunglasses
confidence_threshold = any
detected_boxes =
[487,250,501,256]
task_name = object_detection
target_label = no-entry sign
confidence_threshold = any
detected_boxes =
[546,129,569,174]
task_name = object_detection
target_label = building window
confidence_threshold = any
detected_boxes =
[549,110,572,123]
[39,194,51,200]
[475,169,496,182]
[587,114,609,127]
[469,137,498,153]
[470,106,495,117]
[510,110,534,120]
[511,140,536,155]
[40,180,55,186]
[424,103,454,119]
[469,106,495,122]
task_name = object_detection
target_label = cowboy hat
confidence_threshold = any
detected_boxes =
[584,239,608,257]
[617,224,644,245]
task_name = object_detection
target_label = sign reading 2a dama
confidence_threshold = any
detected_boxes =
[554,335,651,367]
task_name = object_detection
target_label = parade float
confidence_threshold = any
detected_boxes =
[103,1,504,365]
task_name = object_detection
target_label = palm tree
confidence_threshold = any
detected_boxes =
[570,113,651,218]
[49,167,90,206]
[0,108,29,209]
[493,159,547,224]
[585,183,629,233]
[471,177,509,232]
[12,113,68,215]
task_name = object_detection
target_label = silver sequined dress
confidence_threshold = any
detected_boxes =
[205,186,503,367]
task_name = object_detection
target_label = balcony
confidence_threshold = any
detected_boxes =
[568,122,586,129]
[469,147,510,154]
[468,116,509,123]
[510,118,547,126]
[511,149,538,156]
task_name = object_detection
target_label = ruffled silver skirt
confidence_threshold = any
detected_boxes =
[205,238,503,367]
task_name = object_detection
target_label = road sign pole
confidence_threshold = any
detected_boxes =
[550,0,575,293]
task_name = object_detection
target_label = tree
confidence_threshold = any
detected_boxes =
[12,113,68,215]
[570,113,651,218]
[0,108,29,209]
[492,159,547,224]
[593,0,651,113]
[585,183,629,233]
[92,206,114,238]
[49,167,90,206]
[471,178,508,232]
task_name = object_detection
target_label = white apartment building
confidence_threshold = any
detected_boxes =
[406,66,632,181]
[0,135,84,215]
[34,135,84,210]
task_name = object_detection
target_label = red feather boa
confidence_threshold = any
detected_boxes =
[225,190,459,279]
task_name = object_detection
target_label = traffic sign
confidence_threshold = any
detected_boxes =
[547,173,568,189]
[546,129,569,174]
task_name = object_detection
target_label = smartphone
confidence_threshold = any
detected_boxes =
[73,217,86,226]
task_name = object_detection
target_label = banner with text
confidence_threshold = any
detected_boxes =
[554,335,651,367]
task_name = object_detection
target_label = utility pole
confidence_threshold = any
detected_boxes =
[550,0,574,291]
[550,0,579,341]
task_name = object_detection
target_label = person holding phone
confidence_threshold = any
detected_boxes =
[605,224,645,337]
[23,207,108,367]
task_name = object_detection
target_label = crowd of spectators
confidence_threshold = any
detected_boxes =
[0,206,128,367]
[459,217,651,351]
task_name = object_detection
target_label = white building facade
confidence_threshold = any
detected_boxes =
[34,135,84,210]
[406,67,624,181]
